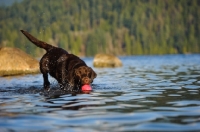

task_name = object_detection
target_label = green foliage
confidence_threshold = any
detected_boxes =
[0,0,199,57]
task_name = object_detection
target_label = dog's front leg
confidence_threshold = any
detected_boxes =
[61,71,74,91]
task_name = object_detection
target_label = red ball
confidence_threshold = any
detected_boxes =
[81,84,92,91]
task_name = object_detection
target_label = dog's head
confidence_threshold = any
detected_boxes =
[58,54,97,90]
[74,66,97,86]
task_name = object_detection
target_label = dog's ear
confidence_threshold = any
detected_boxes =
[89,67,97,80]
[75,68,81,78]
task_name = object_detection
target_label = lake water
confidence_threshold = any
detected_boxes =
[0,54,200,132]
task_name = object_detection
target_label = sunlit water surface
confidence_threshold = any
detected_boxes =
[0,54,200,132]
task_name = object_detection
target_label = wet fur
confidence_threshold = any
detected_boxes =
[21,30,97,91]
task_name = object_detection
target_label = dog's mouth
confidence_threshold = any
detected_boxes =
[81,77,91,85]
[61,76,92,91]
[81,84,92,91]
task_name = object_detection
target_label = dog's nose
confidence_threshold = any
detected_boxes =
[83,77,90,84]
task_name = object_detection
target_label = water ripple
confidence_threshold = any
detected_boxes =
[0,54,200,131]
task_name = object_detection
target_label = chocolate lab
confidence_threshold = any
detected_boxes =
[21,30,97,91]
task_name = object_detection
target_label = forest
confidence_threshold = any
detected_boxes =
[0,0,199,57]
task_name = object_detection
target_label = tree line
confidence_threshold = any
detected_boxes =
[0,0,199,57]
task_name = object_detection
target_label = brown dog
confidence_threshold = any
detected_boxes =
[21,30,97,91]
